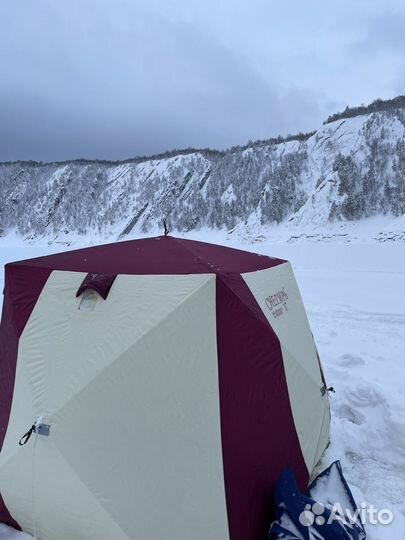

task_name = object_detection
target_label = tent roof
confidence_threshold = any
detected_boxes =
[7,236,285,276]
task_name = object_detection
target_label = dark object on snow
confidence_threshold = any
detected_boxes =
[269,461,366,540]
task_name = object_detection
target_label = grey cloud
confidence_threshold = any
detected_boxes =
[349,10,404,56]
[0,0,403,161]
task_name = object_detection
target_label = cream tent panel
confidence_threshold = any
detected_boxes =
[0,271,229,540]
[242,263,330,473]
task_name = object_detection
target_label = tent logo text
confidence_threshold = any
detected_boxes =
[265,288,289,318]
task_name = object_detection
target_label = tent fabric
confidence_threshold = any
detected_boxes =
[215,275,310,540]
[242,264,331,473]
[0,236,330,540]
[0,264,53,530]
[1,272,229,540]
[10,236,283,275]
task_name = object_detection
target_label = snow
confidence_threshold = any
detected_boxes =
[220,184,236,204]
[0,525,31,540]
[0,232,404,540]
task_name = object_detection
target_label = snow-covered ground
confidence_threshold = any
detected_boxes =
[0,233,404,540]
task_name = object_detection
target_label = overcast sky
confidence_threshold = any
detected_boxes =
[0,0,404,161]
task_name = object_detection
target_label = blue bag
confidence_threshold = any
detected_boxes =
[269,461,366,540]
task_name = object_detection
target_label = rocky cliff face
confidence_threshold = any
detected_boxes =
[0,99,403,242]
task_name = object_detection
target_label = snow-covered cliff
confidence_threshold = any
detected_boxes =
[0,99,403,243]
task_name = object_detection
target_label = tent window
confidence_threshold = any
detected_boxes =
[78,289,100,312]
[76,273,117,300]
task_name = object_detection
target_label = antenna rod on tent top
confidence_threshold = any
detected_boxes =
[163,219,169,236]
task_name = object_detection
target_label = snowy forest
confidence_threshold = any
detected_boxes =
[0,96,404,241]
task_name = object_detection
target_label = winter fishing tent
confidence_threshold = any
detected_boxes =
[0,236,330,540]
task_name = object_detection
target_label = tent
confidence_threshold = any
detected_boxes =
[0,236,330,540]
